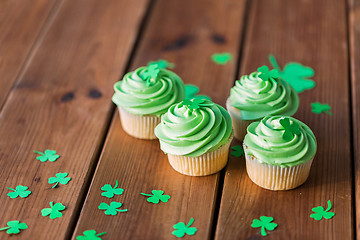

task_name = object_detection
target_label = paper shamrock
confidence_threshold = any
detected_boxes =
[280,118,301,141]
[142,64,160,86]
[184,84,211,101]
[148,59,175,69]
[310,200,335,220]
[311,102,332,115]
[98,202,127,215]
[48,172,71,188]
[230,145,244,157]
[34,150,60,162]
[211,52,232,65]
[7,185,31,199]
[269,54,315,93]
[251,216,277,236]
[76,230,107,240]
[0,221,28,234]
[257,65,279,81]
[101,180,124,198]
[172,218,197,238]
[41,202,66,219]
[140,190,171,204]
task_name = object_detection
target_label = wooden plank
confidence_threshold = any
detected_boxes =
[73,0,247,239]
[0,0,59,109]
[0,0,149,239]
[216,0,353,239]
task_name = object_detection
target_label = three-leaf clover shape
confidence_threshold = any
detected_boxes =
[310,200,335,220]
[251,216,277,236]
[231,145,244,157]
[142,64,160,86]
[41,202,66,219]
[98,202,127,215]
[34,150,60,162]
[311,102,332,115]
[184,84,211,101]
[7,185,31,199]
[0,221,28,234]
[182,98,205,110]
[211,52,232,65]
[140,190,171,204]
[257,65,279,81]
[148,59,175,69]
[279,118,301,141]
[101,180,124,198]
[76,230,107,240]
[48,172,71,188]
[172,218,197,238]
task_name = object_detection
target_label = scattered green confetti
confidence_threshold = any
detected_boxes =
[76,230,107,240]
[98,202,127,215]
[269,54,315,93]
[172,218,197,238]
[7,185,31,199]
[0,221,28,235]
[251,216,277,236]
[182,98,206,111]
[142,64,160,86]
[101,180,124,198]
[257,65,279,81]
[311,102,332,115]
[33,150,60,162]
[211,52,232,65]
[184,84,211,100]
[279,118,301,141]
[41,202,66,219]
[148,59,175,69]
[48,173,71,188]
[140,190,171,204]
[310,200,335,220]
[230,145,244,157]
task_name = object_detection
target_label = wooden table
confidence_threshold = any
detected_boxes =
[0,0,359,239]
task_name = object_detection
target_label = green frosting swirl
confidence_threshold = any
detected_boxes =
[112,66,185,116]
[155,99,232,157]
[243,116,317,167]
[229,71,299,120]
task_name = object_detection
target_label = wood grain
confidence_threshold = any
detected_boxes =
[0,0,149,239]
[215,0,353,239]
[72,0,247,239]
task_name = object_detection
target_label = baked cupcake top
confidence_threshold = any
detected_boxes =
[155,98,232,157]
[229,65,299,120]
[243,115,316,167]
[112,64,185,116]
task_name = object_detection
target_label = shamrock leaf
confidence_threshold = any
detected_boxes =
[279,118,301,141]
[184,84,211,101]
[101,180,124,198]
[141,64,160,86]
[310,200,335,221]
[211,52,232,65]
[0,220,28,234]
[48,172,71,188]
[311,102,332,115]
[269,54,315,93]
[34,149,60,162]
[181,98,206,111]
[76,230,107,240]
[41,202,66,219]
[148,59,175,69]
[257,65,279,81]
[172,218,197,238]
[98,202,127,215]
[251,216,277,236]
[140,190,171,204]
[7,185,31,199]
[231,145,244,157]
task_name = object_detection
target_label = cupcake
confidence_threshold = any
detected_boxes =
[155,98,233,176]
[112,64,185,139]
[227,65,299,140]
[243,115,317,190]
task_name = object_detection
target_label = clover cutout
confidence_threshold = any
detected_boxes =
[0,221,28,235]
[184,84,211,101]
[311,102,332,115]
[140,190,170,204]
[279,118,301,141]
[7,185,31,199]
[231,145,244,157]
[172,218,197,238]
[98,202,127,215]
[41,202,66,219]
[148,59,175,69]
[251,216,277,236]
[142,64,160,86]
[101,180,124,198]
[257,65,279,81]
[34,150,59,162]
[76,230,107,240]
[48,172,71,188]
[310,200,335,221]
[182,98,205,110]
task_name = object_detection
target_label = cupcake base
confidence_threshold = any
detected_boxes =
[118,107,160,140]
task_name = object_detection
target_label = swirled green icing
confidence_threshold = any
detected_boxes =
[112,66,185,116]
[229,70,299,120]
[155,99,232,157]
[243,116,317,167]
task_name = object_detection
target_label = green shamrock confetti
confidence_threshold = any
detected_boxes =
[148,59,175,69]
[0,221,28,235]
[41,202,66,219]
[230,145,244,157]
[98,202,127,215]
[140,190,171,204]
[172,218,197,238]
[48,172,71,188]
[211,52,232,65]
[310,200,335,220]
[101,180,124,198]
[184,84,211,100]
[257,65,279,81]
[251,216,277,236]
[182,98,206,110]
[269,54,315,93]
[279,118,301,141]
[34,149,60,162]
[76,230,107,240]
[142,64,160,86]
[311,102,332,115]
[7,185,31,199]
